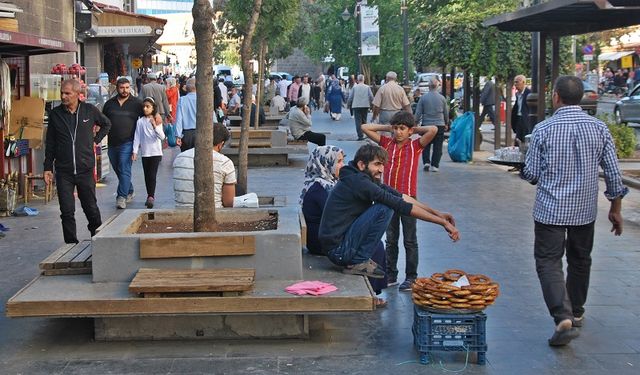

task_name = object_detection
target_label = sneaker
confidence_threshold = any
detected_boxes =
[145,196,155,209]
[126,192,135,203]
[398,279,415,292]
[387,278,399,287]
[116,196,126,209]
[548,319,579,346]
[343,259,385,279]
[431,166,439,172]
[423,164,430,172]
[573,315,584,328]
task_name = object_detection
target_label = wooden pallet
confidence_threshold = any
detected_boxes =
[39,240,92,276]
[129,268,255,298]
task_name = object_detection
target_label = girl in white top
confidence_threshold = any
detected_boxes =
[132,97,165,208]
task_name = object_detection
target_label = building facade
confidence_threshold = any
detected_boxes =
[135,0,195,15]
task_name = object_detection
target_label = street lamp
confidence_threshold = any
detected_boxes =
[340,1,364,75]
[401,0,409,85]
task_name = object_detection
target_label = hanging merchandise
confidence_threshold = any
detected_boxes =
[0,59,12,130]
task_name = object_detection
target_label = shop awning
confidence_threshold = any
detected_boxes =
[0,29,76,57]
[598,51,635,61]
[483,0,640,36]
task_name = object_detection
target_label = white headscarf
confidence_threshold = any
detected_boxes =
[299,145,344,204]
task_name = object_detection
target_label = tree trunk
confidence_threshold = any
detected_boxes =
[237,0,263,195]
[254,39,266,129]
[192,0,216,232]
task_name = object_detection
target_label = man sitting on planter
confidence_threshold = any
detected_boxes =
[318,144,460,278]
[173,123,236,208]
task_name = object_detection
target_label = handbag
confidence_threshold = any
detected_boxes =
[163,123,177,147]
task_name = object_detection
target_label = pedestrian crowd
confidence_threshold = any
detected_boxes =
[43,69,628,349]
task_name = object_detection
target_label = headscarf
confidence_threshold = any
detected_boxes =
[299,145,344,204]
[329,78,341,93]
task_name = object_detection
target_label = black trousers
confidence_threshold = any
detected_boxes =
[180,129,196,152]
[56,171,102,244]
[141,156,162,198]
[422,125,445,168]
[479,104,495,124]
[299,131,326,146]
[534,221,595,325]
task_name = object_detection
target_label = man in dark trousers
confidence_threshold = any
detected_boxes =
[318,144,459,278]
[511,74,531,145]
[521,75,627,346]
[479,79,496,125]
[44,79,111,244]
[102,77,143,209]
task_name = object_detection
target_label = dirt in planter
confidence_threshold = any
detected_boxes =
[623,169,640,179]
[137,214,278,234]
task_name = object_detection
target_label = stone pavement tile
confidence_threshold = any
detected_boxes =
[169,358,279,375]
[3,360,68,375]
[582,305,640,327]
[590,353,640,373]
[60,359,174,375]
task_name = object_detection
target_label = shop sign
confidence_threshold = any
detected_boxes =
[621,55,633,69]
[95,26,153,37]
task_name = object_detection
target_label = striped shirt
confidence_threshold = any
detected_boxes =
[521,105,628,225]
[379,135,424,196]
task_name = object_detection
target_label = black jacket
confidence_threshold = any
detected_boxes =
[318,162,412,252]
[511,87,531,132]
[44,102,111,174]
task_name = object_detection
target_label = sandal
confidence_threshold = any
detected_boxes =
[375,297,388,309]
[342,259,385,279]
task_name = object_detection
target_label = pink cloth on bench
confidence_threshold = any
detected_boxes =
[285,281,338,296]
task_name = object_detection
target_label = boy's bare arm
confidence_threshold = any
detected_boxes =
[403,194,456,226]
[415,125,438,147]
[361,123,391,143]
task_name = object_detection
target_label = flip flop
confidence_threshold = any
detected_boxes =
[548,327,579,346]
[375,297,388,309]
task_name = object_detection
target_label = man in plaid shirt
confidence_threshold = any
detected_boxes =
[521,75,628,347]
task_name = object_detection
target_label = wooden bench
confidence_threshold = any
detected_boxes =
[39,240,92,276]
[129,268,255,297]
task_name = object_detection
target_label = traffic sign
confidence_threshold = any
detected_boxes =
[583,54,593,61]
[583,44,594,55]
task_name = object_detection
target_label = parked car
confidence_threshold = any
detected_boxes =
[269,72,293,83]
[580,81,599,116]
[413,73,440,95]
[614,84,640,125]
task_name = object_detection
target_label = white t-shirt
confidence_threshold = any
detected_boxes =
[173,148,237,208]
[132,116,165,157]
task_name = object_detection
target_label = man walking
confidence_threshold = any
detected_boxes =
[318,144,459,278]
[511,74,531,145]
[44,79,111,244]
[102,77,143,209]
[175,77,198,152]
[521,75,628,346]
[479,78,496,125]
[348,74,374,141]
[372,71,411,124]
[141,72,171,123]
[414,77,449,172]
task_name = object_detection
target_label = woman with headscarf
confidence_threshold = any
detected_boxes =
[300,145,388,307]
[325,75,344,121]
[165,77,179,123]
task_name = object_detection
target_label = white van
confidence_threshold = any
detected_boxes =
[213,65,232,79]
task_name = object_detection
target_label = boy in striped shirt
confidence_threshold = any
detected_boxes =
[362,111,438,291]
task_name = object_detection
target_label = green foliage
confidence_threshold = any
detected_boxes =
[297,0,408,81]
[598,114,638,159]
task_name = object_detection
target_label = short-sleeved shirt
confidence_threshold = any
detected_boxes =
[173,148,237,208]
[379,135,424,196]
[372,81,410,111]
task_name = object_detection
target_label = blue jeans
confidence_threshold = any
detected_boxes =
[108,141,134,199]
[328,204,394,266]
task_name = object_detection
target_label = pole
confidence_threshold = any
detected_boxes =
[356,3,361,75]
[401,0,409,85]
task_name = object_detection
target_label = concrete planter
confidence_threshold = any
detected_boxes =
[92,207,303,283]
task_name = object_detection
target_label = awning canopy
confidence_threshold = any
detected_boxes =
[0,29,76,57]
[483,0,640,36]
[598,50,635,61]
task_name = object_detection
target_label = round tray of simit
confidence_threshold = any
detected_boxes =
[488,156,524,168]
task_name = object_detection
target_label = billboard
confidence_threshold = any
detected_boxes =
[360,5,380,56]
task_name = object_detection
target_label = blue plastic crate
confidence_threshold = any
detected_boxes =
[412,305,487,365]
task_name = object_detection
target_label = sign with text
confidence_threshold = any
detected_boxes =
[583,54,593,61]
[621,55,633,69]
[96,26,153,37]
[359,5,380,56]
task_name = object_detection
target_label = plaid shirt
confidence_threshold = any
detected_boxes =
[521,106,628,225]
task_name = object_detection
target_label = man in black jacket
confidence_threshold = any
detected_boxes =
[318,144,459,278]
[44,79,111,244]
[511,74,531,145]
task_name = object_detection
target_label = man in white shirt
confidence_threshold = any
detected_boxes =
[227,87,241,115]
[173,123,236,208]
[218,77,228,105]
[270,93,286,113]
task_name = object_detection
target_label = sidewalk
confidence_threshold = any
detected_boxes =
[0,109,638,374]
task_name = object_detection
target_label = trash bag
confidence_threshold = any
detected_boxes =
[163,123,177,147]
[447,111,475,162]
